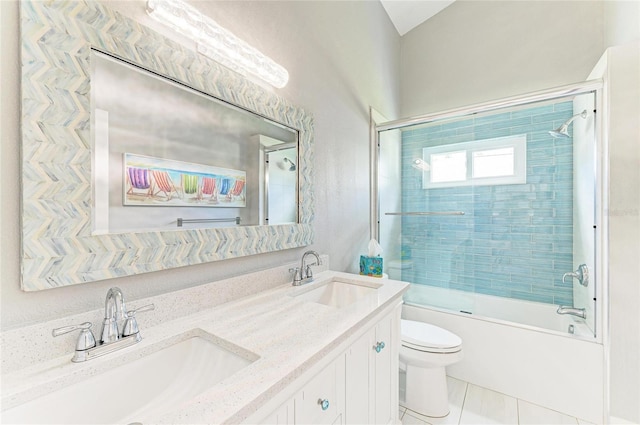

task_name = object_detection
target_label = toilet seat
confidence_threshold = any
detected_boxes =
[401,319,462,354]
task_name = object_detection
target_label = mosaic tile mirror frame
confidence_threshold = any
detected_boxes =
[20,0,314,291]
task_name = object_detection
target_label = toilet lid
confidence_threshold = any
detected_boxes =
[401,319,462,351]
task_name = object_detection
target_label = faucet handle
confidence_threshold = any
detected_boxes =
[53,322,97,351]
[289,267,302,285]
[122,304,155,337]
[304,263,316,279]
[562,264,589,287]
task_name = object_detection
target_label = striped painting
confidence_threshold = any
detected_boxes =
[124,154,246,207]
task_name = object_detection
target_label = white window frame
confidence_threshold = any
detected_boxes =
[421,134,527,189]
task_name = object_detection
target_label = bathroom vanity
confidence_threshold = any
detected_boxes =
[252,286,401,425]
[0,269,408,424]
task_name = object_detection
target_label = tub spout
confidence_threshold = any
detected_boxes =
[556,305,586,319]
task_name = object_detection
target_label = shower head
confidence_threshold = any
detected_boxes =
[412,158,430,171]
[548,110,588,138]
[283,157,296,171]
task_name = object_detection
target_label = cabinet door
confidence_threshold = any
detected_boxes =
[372,314,393,424]
[260,398,294,425]
[345,307,400,425]
[345,330,372,424]
[295,356,344,425]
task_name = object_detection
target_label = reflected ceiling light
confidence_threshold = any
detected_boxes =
[412,158,430,171]
[146,0,289,88]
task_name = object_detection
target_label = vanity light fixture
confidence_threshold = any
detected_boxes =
[146,0,289,88]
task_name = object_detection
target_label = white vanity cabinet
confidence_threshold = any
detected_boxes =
[257,301,401,425]
[294,355,345,424]
[345,305,399,424]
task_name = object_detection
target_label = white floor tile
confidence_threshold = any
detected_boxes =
[577,419,598,425]
[437,377,468,425]
[399,407,406,420]
[608,417,637,425]
[459,384,518,425]
[402,411,430,425]
[401,375,586,425]
[518,399,579,424]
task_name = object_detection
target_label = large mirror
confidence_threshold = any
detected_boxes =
[92,51,299,233]
[20,0,314,291]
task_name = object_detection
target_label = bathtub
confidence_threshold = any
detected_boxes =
[402,284,605,424]
[404,284,595,338]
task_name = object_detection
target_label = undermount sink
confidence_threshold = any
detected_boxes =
[293,278,382,308]
[1,331,257,424]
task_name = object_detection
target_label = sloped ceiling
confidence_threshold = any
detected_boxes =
[380,0,456,36]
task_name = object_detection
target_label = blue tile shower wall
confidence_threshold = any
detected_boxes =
[400,102,574,305]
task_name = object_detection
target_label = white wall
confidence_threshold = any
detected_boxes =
[599,41,640,424]
[0,0,400,330]
[604,1,640,49]
[400,1,605,116]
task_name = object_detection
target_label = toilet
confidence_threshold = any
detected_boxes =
[399,319,463,418]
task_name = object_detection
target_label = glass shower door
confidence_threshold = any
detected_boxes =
[375,88,599,337]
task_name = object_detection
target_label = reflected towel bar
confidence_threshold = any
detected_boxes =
[384,212,465,216]
[177,217,241,227]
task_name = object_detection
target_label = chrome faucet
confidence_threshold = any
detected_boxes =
[101,287,127,344]
[556,305,587,319]
[52,287,154,362]
[290,250,322,285]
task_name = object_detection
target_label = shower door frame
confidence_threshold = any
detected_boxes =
[370,79,607,342]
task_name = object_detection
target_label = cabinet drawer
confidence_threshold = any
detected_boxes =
[295,358,343,425]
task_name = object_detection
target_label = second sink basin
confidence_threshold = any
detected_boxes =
[1,330,257,424]
[293,278,381,308]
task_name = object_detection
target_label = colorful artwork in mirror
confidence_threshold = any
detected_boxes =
[124,153,246,207]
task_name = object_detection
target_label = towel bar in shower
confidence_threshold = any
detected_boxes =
[177,217,241,227]
[384,211,465,216]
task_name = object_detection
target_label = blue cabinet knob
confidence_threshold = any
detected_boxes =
[318,399,330,411]
[374,341,386,353]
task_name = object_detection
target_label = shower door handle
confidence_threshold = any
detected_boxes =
[562,264,589,287]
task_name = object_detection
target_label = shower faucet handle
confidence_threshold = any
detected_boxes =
[562,264,589,287]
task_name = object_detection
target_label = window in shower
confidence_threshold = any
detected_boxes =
[376,87,599,338]
[421,134,526,188]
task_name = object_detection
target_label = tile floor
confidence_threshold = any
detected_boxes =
[399,376,597,425]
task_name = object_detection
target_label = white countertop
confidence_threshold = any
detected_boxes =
[1,270,408,424]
